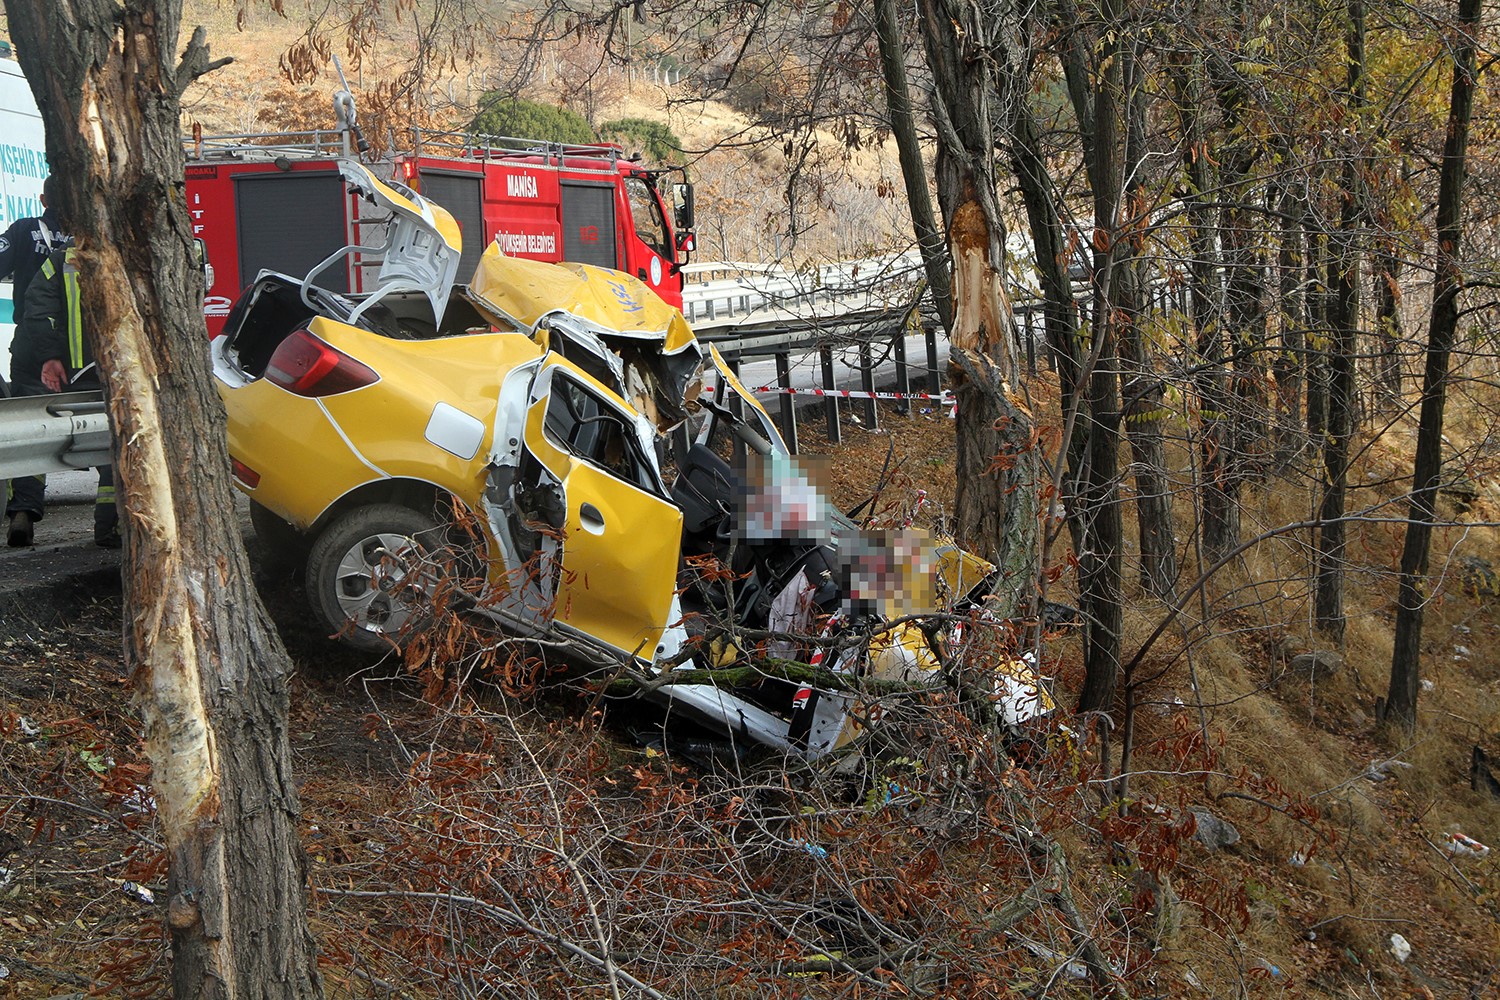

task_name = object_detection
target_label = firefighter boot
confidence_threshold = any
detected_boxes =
[7,511,35,547]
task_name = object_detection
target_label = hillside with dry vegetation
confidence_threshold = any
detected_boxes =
[1,1,1499,997]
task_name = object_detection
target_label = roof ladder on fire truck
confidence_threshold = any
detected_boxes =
[407,127,632,171]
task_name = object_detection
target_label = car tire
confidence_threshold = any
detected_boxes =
[305,504,449,653]
[249,500,309,570]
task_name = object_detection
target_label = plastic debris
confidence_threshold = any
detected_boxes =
[1289,851,1307,867]
[1249,957,1281,977]
[1020,941,1088,980]
[1388,933,1411,963]
[1455,645,1473,658]
[1443,831,1491,858]
[121,881,155,904]
[1362,758,1412,783]
[17,716,39,737]
[793,840,828,861]
[122,784,156,816]
[1421,679,1435,691]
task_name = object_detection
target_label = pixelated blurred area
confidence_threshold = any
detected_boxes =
[843,527,937,617]
[739,451,834,542]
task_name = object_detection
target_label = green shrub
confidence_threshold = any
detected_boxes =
[469,94,595,145]
[598,117,684,163]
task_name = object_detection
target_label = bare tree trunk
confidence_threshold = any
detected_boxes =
[1272,176,1308,458]
[1315,0,1367,638]
[1386,0,1481,733]
[6,3,321,996]
[1221,157,1270,482]
[1010,94,1086,560]
[1073,0,1126,713]
[917,0,1041,617]
[1010,92,1080,392]
[1305,218,1330,443]
[1116,49,1178,601]
[874,0,952,334]
[1373,245,1404,399]
[1172,54,1236,563]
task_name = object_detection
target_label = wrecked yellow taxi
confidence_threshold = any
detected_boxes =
[211,161,1056,757]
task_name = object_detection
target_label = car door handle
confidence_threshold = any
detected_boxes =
[637,268,649,281]
[579,503,606,534]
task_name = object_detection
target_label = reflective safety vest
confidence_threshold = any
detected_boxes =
[37,247,85,370]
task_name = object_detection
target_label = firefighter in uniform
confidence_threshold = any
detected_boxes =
[11,244,119,548]
[1,176,74,545]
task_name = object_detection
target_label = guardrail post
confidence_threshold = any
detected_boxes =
[776,352,799,454]
[1023,305,1037,376]
[925,324,941,393]
[820,345,841,444]
[894,328,911,416]
[859,341,878,429]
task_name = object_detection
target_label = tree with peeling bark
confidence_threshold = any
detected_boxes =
[4,1,321,995]
[913,0,1042,618]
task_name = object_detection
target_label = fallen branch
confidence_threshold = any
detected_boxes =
[318,887,670,1000]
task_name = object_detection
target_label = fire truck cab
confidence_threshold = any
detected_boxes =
[184,123,695,336]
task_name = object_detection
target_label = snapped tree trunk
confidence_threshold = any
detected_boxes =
[917,0,1041,618]
[6,3,321,996]
[1386,0,1481,732]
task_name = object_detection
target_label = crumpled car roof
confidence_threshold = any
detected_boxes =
[467,243,698,357]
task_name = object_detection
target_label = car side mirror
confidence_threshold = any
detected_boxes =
[674,182,695,233]
[194,237,214,288]
[675,231,696,255]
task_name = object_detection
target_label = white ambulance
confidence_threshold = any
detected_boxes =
[0,45,49,368]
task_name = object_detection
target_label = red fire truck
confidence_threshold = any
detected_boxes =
[184,119,696,335]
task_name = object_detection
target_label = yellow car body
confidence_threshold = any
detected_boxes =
[213,162,688,661]
[212,160,1059,757]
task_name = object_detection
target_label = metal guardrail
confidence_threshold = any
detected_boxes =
[0,390,111,479]
[680,251,924,328]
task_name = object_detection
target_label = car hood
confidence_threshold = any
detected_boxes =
[338,160,463,324]
[465,245,702,428]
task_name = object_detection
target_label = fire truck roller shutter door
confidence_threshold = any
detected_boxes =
[417,171,484,283]
[235,172,350,293]
[560,181,617,271]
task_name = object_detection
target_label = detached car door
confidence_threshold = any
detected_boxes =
[517,357,683,659]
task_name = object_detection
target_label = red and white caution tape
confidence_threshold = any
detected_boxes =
[748,385,955,404]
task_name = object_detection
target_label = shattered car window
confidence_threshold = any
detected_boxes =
[544,375,658,494]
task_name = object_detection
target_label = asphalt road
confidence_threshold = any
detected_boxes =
[0,469,252,635]
[0,469,120,635]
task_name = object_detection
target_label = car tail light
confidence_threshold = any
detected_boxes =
[265,329,378,397]
[232,459,261,488]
